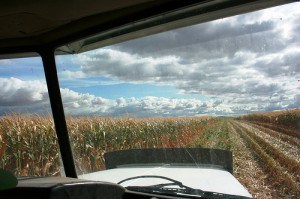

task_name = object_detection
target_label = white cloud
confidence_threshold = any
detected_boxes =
[0,77,48,106]
[76,49,182,82]
[60,88,114,115]
[75,46,294,100]
[0,77,299,116]
[60,70,86,79]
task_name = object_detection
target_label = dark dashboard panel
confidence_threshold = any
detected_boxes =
[0,177,124,199]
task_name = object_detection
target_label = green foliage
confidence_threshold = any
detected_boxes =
[189,119,233,151]
[0,114,59,176]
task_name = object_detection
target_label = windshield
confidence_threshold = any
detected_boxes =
[52,2,300,198]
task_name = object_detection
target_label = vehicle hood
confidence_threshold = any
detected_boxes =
[79,165,252,198]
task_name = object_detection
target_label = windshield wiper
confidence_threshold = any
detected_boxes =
[118,175,190,188]
[119,175,203,197]
[119,175,251,198]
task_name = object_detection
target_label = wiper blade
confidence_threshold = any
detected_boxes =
[119,175,203,196]
[120,175,252,199]
[126,184,204,197]
[127,186,252,198]
[118,175,187,187]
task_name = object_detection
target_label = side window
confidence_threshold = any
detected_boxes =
[0,56,62,177]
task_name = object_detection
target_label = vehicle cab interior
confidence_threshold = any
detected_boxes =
[0,0,299,198]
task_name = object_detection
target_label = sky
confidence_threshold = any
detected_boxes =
[0,2,300,117]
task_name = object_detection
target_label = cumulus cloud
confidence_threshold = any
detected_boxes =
[75,49,182,82]
[0,77,48,106]
[0,77,299,116]
[60,70,86,79]
[0,77,205,116]
[0,78,50,115]
[60,88,114,115]
[73,47,292,100]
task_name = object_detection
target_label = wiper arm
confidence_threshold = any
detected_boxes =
[118,175,204,196]
[127,185,253,199]
[120,175,252,198]
[126,184,204,197]
[118,175,190,189]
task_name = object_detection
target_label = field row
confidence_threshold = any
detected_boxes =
[249,121,300,139]
[231,121,300,198]
[237,122,300,162]
[248,122,300,148]
[186,118,300,198]
[227,123,277,199]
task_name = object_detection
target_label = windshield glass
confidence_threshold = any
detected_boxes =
[55,2,299,198]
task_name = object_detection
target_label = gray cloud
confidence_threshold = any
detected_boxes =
[113,20,277,58]
[0,77,48,106]
[253,48,300,77]
[74,47,289,99]
[0,78,50,115]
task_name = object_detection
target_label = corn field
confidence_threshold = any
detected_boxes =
[0,114,212,176]
[0,110,299,198]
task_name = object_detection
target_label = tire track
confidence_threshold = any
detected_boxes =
[233,121,300,180]
[228,122,277,199]
[231,121,300,197]
[250,121,300,138]
[246,121,300,148]
[237,121,300,163]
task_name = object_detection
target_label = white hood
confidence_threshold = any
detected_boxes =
[79,165,252,198]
